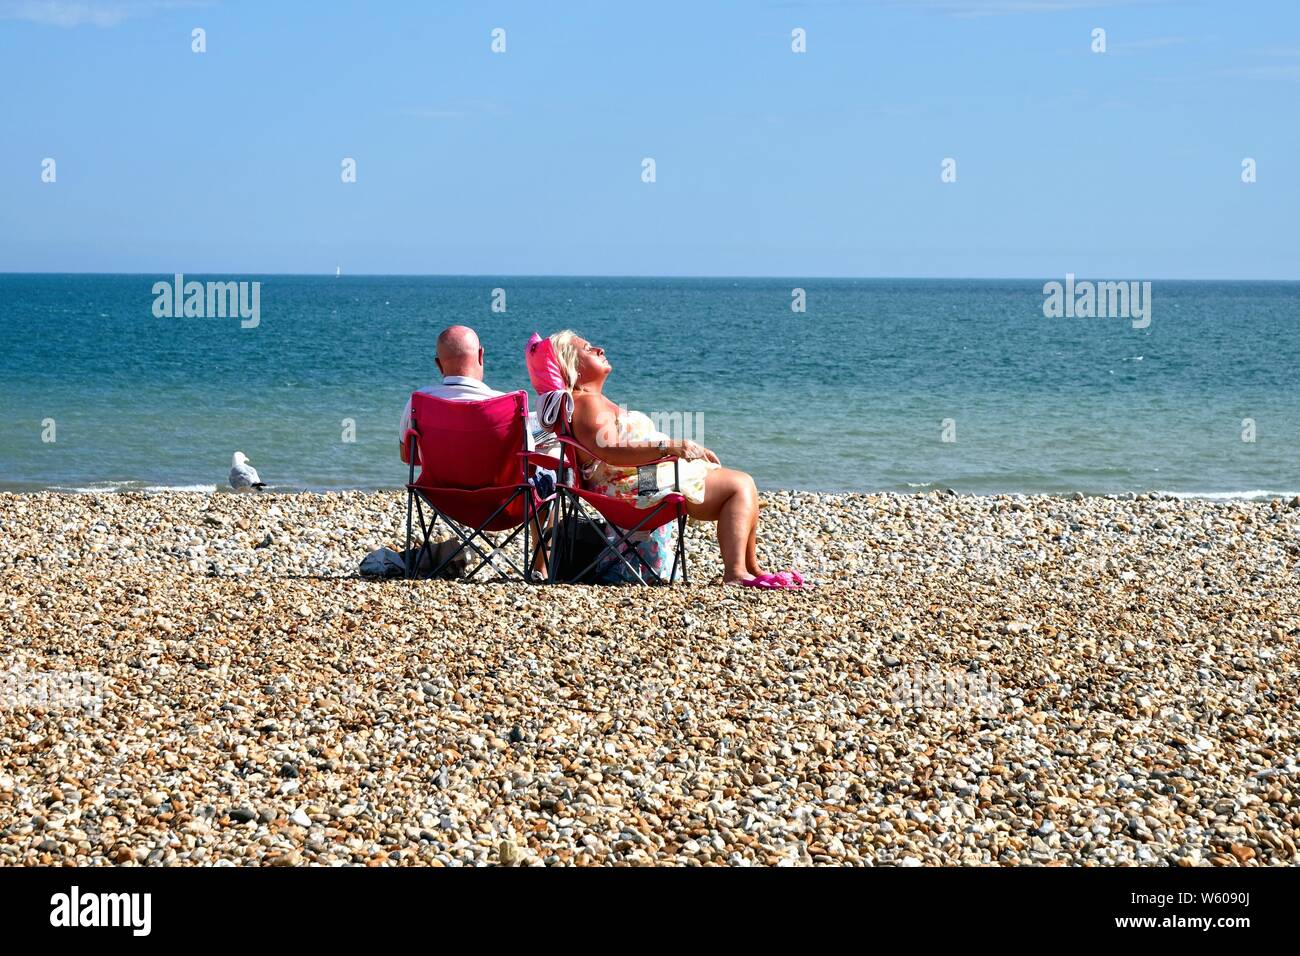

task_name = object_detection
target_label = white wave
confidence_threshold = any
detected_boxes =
[48,482,217,494]
[49,482,131,493]
[1156,489,1299,501]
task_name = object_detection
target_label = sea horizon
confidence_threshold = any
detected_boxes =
[6,271,1300,282]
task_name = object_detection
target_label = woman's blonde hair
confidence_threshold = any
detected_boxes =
[549,329,581,390]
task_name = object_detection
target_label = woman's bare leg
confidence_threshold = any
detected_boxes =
[745,508,762,577]
[685,467,760,583]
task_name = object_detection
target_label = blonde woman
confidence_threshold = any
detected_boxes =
[547,330,803,589]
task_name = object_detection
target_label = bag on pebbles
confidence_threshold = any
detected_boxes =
[359,540,470,579]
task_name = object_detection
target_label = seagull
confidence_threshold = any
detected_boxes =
[229,451,266,492]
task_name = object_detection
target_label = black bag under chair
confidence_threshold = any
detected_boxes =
[543,513,613,584]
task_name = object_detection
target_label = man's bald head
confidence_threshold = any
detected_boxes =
[435,325,485,379]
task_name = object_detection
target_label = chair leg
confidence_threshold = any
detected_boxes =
[407,494,441,580]
[405,437,418,580]
[405,489,415,579]
[547,496,562,584]
[418,501,439,578]
[678,512,689,585]
[529,500,554,584]
[557,494,576,583]
[627,533,660,586]
[566,496,577,579]
[676,515,686,582]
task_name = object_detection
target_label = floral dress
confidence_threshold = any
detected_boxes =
[580,409,716,583]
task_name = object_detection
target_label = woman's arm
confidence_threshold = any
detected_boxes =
[571,396,719,466]
[571,396,668,466]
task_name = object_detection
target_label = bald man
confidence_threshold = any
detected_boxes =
[399,325,503,461]
[399,325,552,578]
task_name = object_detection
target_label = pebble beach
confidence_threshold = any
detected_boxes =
[2,490,1298,867]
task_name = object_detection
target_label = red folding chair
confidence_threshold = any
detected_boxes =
[403,391,559,581]
[548,427,689,586]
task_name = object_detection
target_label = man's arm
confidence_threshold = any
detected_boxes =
[399,398,414,464]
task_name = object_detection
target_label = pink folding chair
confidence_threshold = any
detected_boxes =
[403,391,559,581]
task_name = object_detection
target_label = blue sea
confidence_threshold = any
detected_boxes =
[1,274,1297,497]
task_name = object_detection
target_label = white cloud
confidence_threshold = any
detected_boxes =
[1109,36,1187,52]
[1217,46,1300,81]
[0,0,210,28]
[1217,64,1300,80]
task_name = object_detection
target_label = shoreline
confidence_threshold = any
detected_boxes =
[3,490,1298,866]
[3,485,1300,503]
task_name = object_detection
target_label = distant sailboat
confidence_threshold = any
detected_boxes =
[335,265,341,278]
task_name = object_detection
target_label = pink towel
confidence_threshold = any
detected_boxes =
[525,332,567,393]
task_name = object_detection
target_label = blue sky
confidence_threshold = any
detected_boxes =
[2,0,1297,278]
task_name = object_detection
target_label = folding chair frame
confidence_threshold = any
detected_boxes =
[403,426,556,583]
[547,434,689,586]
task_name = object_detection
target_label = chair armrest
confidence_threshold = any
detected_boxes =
[401,429,421,466]
[554,434,589,452]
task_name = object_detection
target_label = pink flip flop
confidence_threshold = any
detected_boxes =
[753,572,805,590]
[764,570,808,589]
[728,575,782,590]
